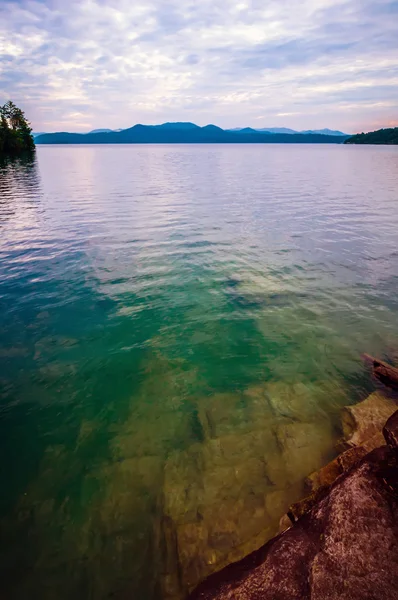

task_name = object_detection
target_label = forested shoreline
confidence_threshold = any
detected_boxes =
[345,127,398,145]
[0,101,35,158]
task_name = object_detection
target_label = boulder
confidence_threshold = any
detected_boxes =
[189,446,398,600]
[341,391,397,447]
[337,445,367,471]
[305,458,341,492]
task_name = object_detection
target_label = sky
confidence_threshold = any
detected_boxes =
[1,0,398,133]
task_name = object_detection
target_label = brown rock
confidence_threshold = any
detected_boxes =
[337,446,367,471]
[189,446,398,600]
[305,458,341,492]
[361,430,386,452]
[288,484,329,522]
[276,420,336,483]
[278,513,292,533]
[341,391,397,447]
[161,429,283,597]
[383,409,398,449]
[265,381,328,422]
[161,414,338,596]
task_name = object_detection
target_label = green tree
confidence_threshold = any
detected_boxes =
[0,101,35,158]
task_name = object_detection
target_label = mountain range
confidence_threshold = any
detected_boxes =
[228,127,347,136]
[34,122,350,145]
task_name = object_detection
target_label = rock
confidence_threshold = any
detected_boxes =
[341,391,397,447]
[278,513,292,533]
[337,445,367,471]
[361,430,386,452]
[275,420,336,483]
[305,458,341,492]
[306,447,370,497]
[265,487,301,523]
[265,381,328,422]
[383,409,398,448]
[160,413,340,597]
[160,430,283,597]
[288,484,330,522]
[364,354,398,389]
[189,446,398,600]
[196,391,274,440]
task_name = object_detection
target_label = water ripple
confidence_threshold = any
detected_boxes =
[1,145,398,599]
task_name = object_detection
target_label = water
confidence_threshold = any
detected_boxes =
[1,144,398,599]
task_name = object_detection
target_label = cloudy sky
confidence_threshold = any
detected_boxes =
[1,0,397,133]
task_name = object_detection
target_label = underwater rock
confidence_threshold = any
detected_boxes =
[160,411,338,597]
[275,420,336,482]
[305,445,370,494]
[160,429,283,597]
[269,392,397,552]
[189,445,398,600]
[305,458,341,492]
[265,381,328,421]
[341,391,397,447]
[288,483,330,522]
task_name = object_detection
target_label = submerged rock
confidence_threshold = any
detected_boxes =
[189,441,398,600]
[188,386,398,600]
[160,406,337,597]
[341,391,397,447]
[305,457,341,492]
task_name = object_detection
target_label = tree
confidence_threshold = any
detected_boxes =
[344,127,398,145]
[0,101,35,157]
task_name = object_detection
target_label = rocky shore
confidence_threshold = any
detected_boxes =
[10,358,398,599]
[189,385,398,599]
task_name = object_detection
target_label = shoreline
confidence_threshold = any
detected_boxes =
[188,358,398,599]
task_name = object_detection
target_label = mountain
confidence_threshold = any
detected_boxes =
[229,127,263,134]
[89,128,114,134]
[258,127,298,134]
[301,128,348,136]
[151,122,199,130]
[344,127,398,145]
[35,123,349,145]
[228,127,298,134]
[228,127,348,136]
[32,132,46,138]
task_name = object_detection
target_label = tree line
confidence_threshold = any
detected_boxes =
[0,101,35,158]
[345,127,398,145]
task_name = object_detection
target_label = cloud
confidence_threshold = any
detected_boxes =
[0,0,397,132]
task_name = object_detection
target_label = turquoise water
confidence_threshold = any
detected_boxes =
[1,144,398,599]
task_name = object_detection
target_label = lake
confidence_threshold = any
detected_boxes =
[1,144,398,599]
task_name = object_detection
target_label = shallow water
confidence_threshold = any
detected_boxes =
[1,144,398,599]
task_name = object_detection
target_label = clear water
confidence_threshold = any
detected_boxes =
[1,144,398,599]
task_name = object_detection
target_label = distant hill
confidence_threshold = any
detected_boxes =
[89,128,114,134]
[301,128,348,136]
[35,122,349,145]
[230,127,270,134]
[229,127,348,136]
[229,127,298,134]
[344,127,398,145]
[259,127,298,134]
[151,122,199,130]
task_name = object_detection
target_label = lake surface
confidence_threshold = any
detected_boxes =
[1,144,398,599]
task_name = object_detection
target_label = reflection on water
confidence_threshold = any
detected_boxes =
[1,144,398,599]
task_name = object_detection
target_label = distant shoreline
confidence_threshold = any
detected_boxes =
[35,123,348,145]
